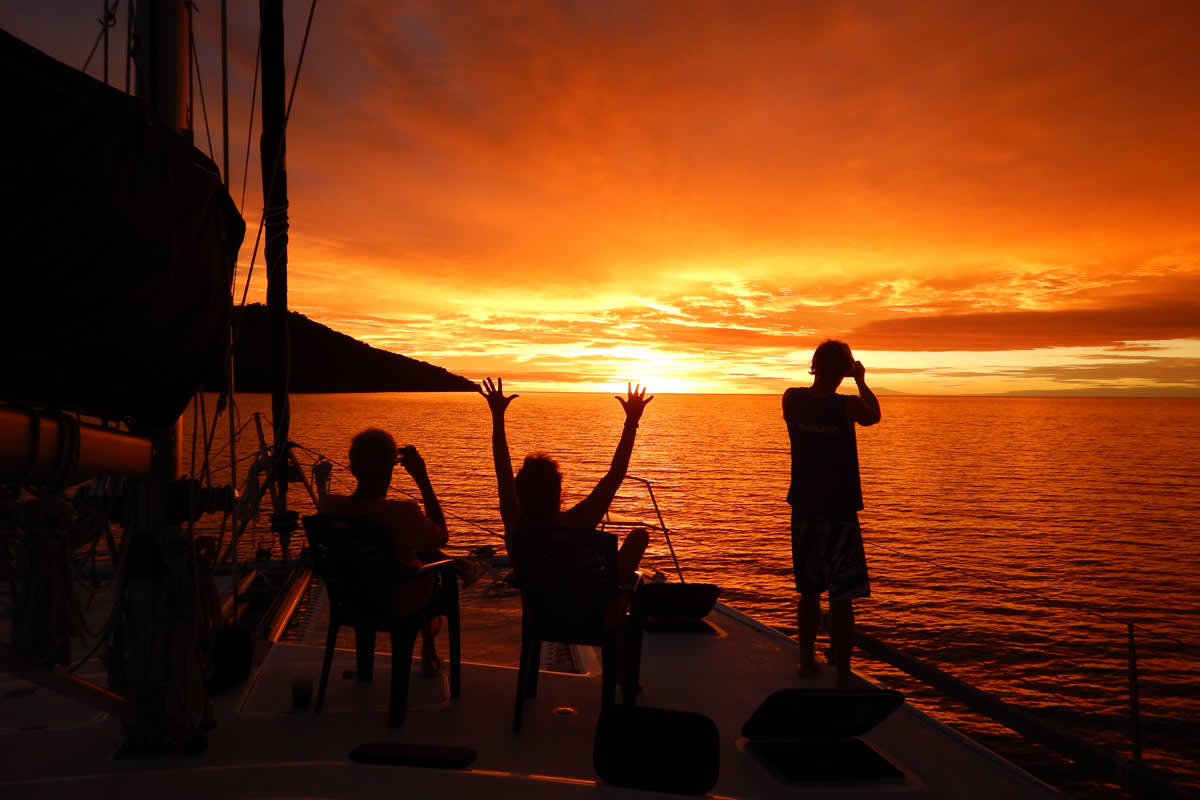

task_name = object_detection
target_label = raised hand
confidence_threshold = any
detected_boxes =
[850,361,866,383]
[478,377,518,416]
[397,444,427,478]
[616,382,654,425]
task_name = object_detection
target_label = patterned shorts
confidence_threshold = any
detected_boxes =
[790,510,871,603]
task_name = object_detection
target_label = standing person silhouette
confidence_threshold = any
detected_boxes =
[478,379,653,586]
[784,340,881,687]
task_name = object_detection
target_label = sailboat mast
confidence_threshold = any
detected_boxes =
[134,0,189,134]
[259,0,293,553]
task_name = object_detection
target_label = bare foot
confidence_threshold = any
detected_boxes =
[421,644,442,677]
[421,615,443,676]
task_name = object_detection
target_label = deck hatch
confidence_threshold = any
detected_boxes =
[742,688,905,783]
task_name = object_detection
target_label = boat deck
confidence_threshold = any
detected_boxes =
[0,566,1062,799]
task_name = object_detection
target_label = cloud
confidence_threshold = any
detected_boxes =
[848,303,1200,351]
[9,1,1200,394]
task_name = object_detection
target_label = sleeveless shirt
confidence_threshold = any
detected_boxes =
[783,388,863,514]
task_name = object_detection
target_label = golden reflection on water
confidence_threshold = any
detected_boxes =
[189,393,1200,787]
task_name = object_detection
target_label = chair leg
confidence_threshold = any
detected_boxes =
[446,577,462,699]
[513,640,526,732]
[355,625,377,682]
[623,617,643,707]
[600,638,617,709]
[314,622,339,713]
[525,641,541,698]
[513,637,537,732]
[388,627,418,728]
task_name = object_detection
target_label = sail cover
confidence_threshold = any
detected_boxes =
[0,28,245,432]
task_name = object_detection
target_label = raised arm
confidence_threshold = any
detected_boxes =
[399,445,446,527]
[567,383,653,529]
[479,378,520,535]
[398,445,449,547]
[846,361,881,426]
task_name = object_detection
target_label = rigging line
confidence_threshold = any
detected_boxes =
[220,0,230,185]
[188,13,217,163]
[185,1,193,129]
[234,0,316,314]
[858,611,1122,718]
[123,0,132,93]
[692,501,1200,655]
[294,447,505,541]
[200,410,255,464]
[1123,626,1200,659]
[736,500,1161,639]
[861,537,1200,648]
[260,0,318,286]
[239,37,261,212]
[82,2,119,75]
[197,390,216,488]
[200,392,226,485]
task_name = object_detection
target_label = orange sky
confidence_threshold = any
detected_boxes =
[7,1,1200,394]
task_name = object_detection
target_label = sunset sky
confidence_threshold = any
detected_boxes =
[5,1,1199,395]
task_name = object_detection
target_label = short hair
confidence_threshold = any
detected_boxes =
[514,452,562,523]
[810,339,854,379]
[348,428,397,482]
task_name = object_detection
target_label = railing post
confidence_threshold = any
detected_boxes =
[1127,622,1142,761]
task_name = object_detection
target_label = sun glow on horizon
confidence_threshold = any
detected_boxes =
[10,1,1200,398]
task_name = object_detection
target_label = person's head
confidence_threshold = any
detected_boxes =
[348,428,397,488]
[810,339,854,380]
[514,452,562,523]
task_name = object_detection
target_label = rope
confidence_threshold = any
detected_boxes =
[82,2,119,75]
[239,37,260,212]
[855,604,1125,723]
[735,503,1200,656]
[289,445,506,542]
[220,0,230,186]
[188,9,217,163]
[235,0,318,311]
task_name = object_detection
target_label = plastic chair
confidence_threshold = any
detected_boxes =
[510,525,643,732]
[301,513,461,727]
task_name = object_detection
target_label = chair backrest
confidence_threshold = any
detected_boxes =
[511,524,619,643]
[302,513,404,629]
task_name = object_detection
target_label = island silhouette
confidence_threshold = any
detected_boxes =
[207,304,476,393]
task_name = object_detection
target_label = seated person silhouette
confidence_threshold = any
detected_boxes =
[319,428,448,676]
[479,379,653,620]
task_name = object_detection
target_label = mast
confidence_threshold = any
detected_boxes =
[112,0,209,755]
[259,0,295,557]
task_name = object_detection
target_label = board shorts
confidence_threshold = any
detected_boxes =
[790,509,871,603]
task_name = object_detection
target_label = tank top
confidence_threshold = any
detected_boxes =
[783,388,863,514]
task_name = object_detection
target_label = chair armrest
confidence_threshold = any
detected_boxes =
[412,558,457,577]
[618,571,645,594]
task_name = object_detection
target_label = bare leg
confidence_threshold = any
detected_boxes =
[421,615,443,676]
[829,599,854,687]
[618,528,649,584]
[797,593,821,676]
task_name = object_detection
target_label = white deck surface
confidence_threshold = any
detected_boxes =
[0,575,1061,799]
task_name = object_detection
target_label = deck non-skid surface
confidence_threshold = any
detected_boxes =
[0,574,1062,799]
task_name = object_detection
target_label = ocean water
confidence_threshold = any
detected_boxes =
[194,392,1200,791]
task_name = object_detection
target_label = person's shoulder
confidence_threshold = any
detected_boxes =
[783,386,807,409]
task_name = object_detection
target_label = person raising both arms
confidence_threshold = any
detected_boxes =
[478,379,653,585]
